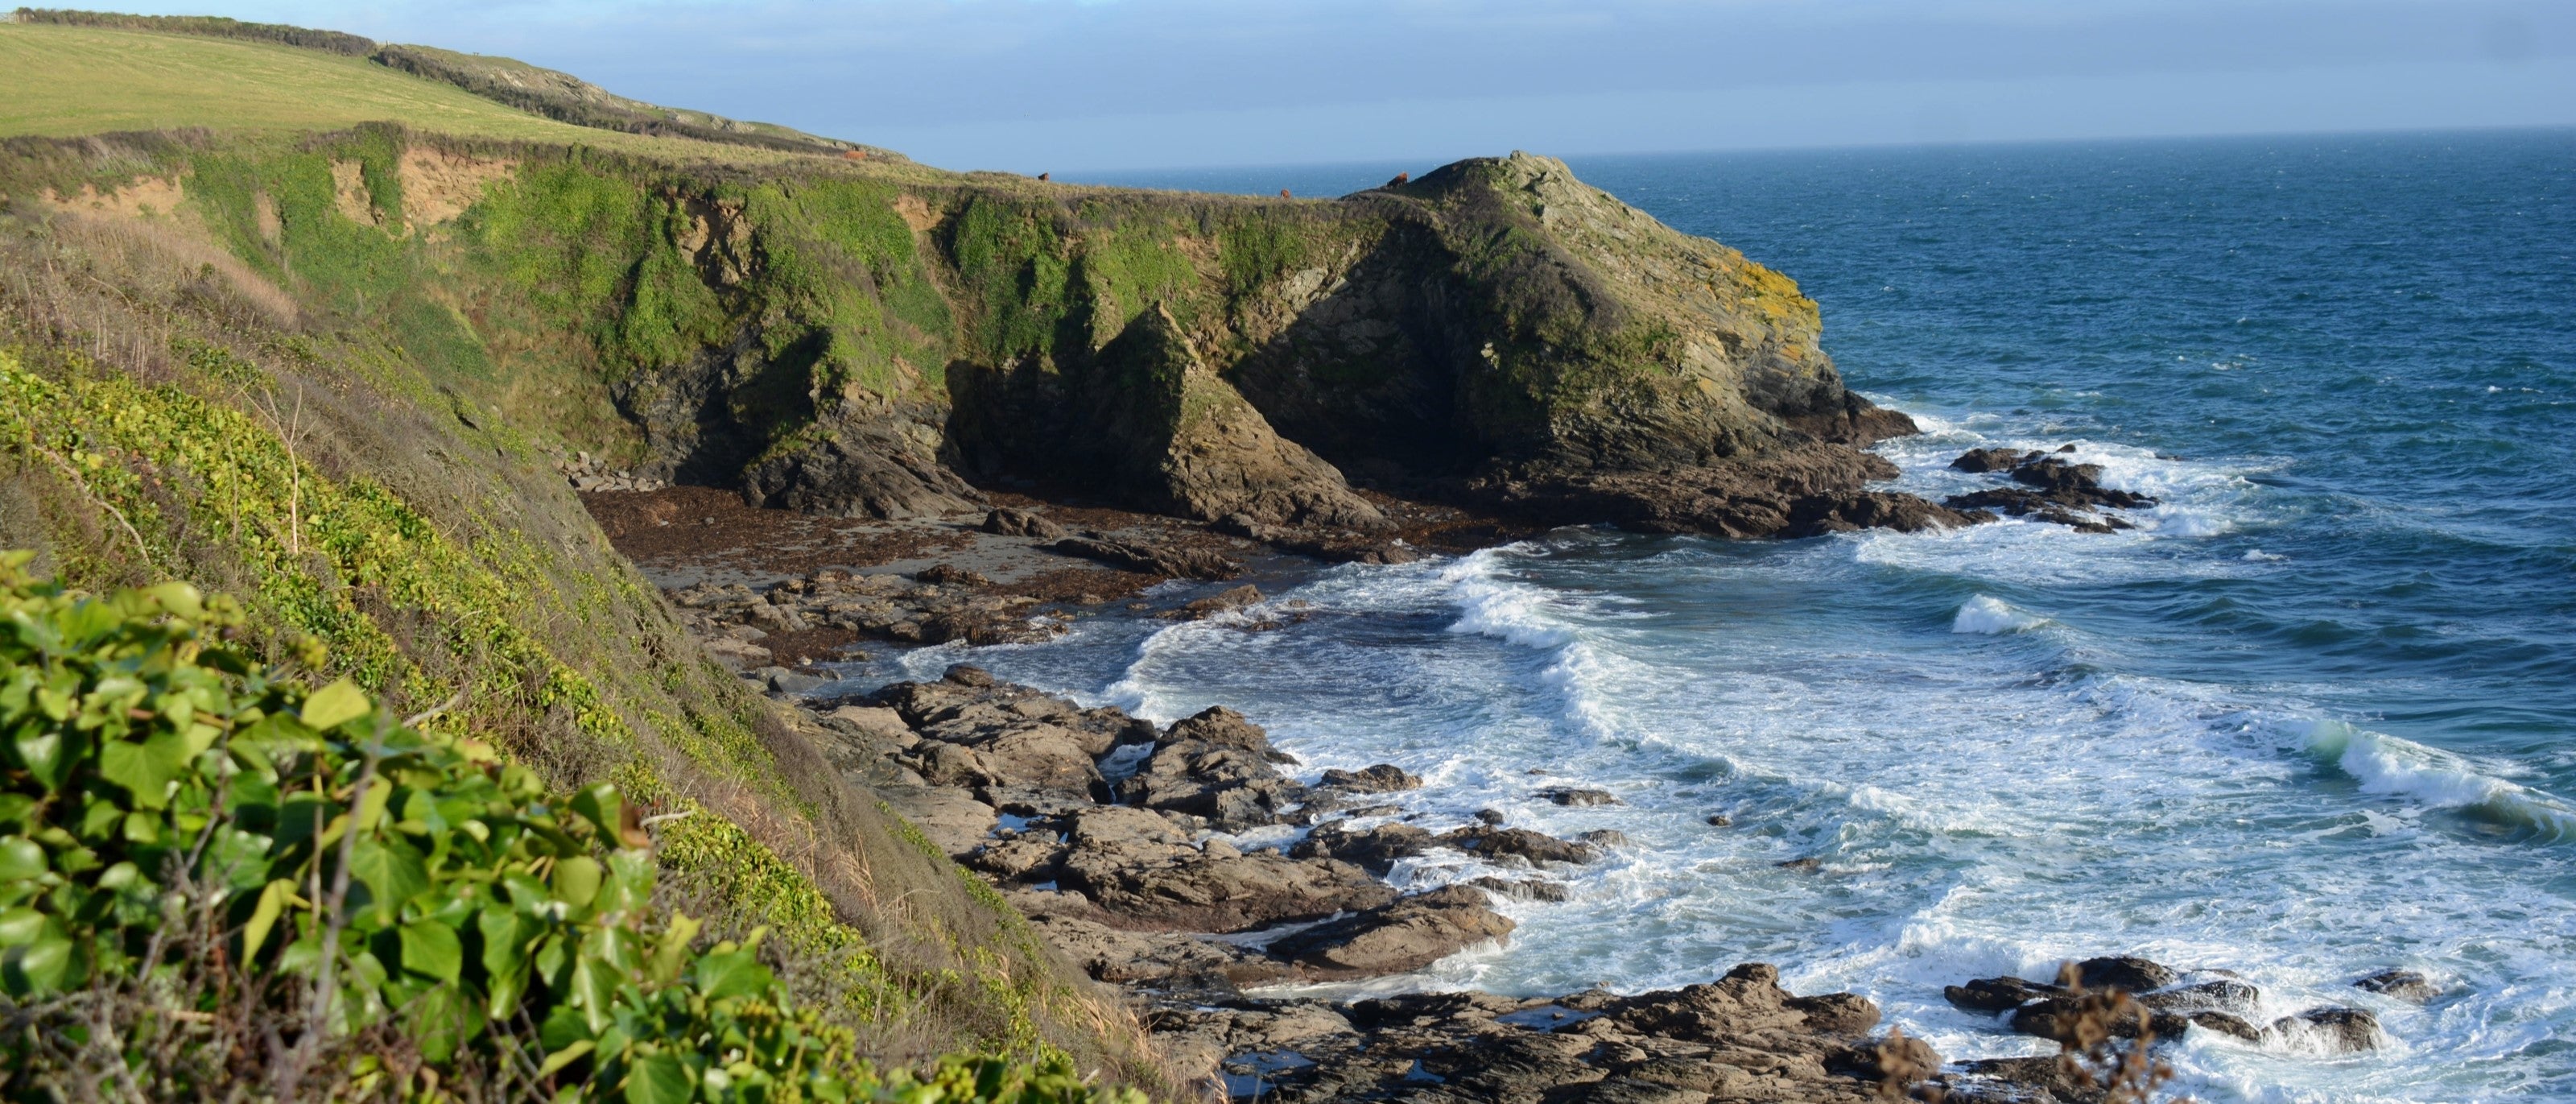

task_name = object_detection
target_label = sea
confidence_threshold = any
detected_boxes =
[865,131,2576,1102]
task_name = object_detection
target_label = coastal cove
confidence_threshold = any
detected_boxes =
[693,131,2568,1103]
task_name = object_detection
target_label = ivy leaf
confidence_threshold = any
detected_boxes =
[552,855,602,911]
[646,912,701,985]
[568,783,623,841]
[2,937,74,996]
[299,678,370,730]
[691,947,773,1003]
[14,730,68,792]
[99,729,192,809]
[478,904,536,1016]
[348,838,431,923]
[623,1052,694,1104]
[0,837,43,882]
[400,918,464,983]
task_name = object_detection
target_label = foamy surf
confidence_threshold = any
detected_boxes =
[1951,594,2048,635]
[2305,720,2576,841]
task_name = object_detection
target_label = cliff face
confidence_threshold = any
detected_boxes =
[493,148,1953,538]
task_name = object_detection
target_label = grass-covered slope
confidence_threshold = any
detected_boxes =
[0,143,1179,1095]
[9,8,886,158]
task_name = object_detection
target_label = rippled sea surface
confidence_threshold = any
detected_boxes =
[952,134,2576,1102]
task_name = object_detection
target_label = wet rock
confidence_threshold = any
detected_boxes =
[1703,813,1733,827]
[1775,857,1823,872]
[1949,447,2035,473]
[1291,820,1435,875]
[1944,975,2063,1015]
[2273,1007,2383,1053]
[964,831,1067,882]
[1577,829,1633,849]
[1538,787,1620,806]
[2187,1011,2265,1042]
[1439,824,1601,866]
[2353,968,2443,1004]
[2138,978,2260,1014]
[2009,996,2190,1046]
[1474,808,1508,825]
[1470,876,1571,903]
[2074,956,2179,994]
[1266,884,1517,978]
[982,507,1066,539]
[1318,764,1422,793]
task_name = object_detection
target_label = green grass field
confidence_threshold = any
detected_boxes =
[0,23,820,163]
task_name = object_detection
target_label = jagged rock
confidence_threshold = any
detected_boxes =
[914,563,993,587]
[1440,824,1601,866]
[1951,1056,2103,1104]
[1119,713,1305,831]
[740,412,982,519]
[1291,820,1435,875]
[981,507,1066,539]
[2353,968,2442,1004]
[1265,884,1517,978]
[1055,806,1395,932]
[1318,764,1422,793]
[1538,787,1619,806]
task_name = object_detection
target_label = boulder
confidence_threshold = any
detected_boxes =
[2074,956,2179,994]
[878,786,999,858]
[1943,975,2062,1015]
[2272,1007,2383,1053]
[2353,968,2443,1004]
[1948,447,2034,473]
[1538,787,1620,806]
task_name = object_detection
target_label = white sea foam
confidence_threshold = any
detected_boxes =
[2305,720,2576,841]
[1951,594,2048,635]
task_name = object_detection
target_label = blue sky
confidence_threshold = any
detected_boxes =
[130,0,2576,172]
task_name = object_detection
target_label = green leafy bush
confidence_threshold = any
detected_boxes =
[0,555,1137,1104]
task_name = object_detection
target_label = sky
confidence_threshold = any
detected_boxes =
[119,0,2576,173]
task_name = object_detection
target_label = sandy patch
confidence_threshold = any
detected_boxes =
[398,147,515,226]
[46,175,185,220]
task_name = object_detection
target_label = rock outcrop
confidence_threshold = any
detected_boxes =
[572,147,1955,543]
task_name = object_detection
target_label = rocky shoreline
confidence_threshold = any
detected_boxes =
[596,467,2410,1103]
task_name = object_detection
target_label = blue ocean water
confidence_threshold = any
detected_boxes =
[981,133,2576,1102]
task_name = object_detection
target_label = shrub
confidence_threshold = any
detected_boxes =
[0,554,1137,1104]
